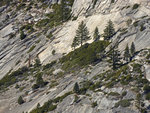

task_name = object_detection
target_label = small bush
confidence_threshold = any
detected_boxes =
[108,92,120,96]
[20,31,26,40]
[52,50,56,55]
[28,45,36,53]
[91,101,97,108]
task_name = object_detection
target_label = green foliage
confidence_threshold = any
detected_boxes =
[93,27,100,42]
[73,82,80,94]
[72,21,90,48]
[20,31,26,40]
[36,19,50,28]
[43,61,56,70]
[28,45,36,53]
[143,84,150,93]
[130,42,135,57]
[30,100,57,113]
[133,20,139,27]
[132,4,140,10]
[115,99,131,107]
[145,92,150,100]
[132,63,142,73]
[18,96,24,105]
[103,20,115,40]
[0,66,28,90]
[52,50,56,55]
[47,32,53,39]
[34,58,41,67]
[111,0,115,3]
[108,92,120,96]
[124,44,130,62]
[91,101,97,108]
[20,24,34,31]
[61,41,109,71]
[16,3,26,10]
[109,48,121,69]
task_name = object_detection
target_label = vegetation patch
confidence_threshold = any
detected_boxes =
[115,99,131,107]
[60,41,109,71]
[0,66,29,90]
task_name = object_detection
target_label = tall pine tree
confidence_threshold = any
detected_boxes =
[72,21,90,47]
[130,42,135,57]
[124,44,130,62]
[109,46,121,70]
[103,20,115,40]
[93,27,100,42]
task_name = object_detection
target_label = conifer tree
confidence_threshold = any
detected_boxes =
[124,44,130,62]
[109,46,121,69]
[71,36,78,50]
[130,42,135,57]
[36,74,45,88]
[103,20,115,40]
[73,21,90,47]
[18,96,24,105]
[73,82,80,94]
[93,27,100,42]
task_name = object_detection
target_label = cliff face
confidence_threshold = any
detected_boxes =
[0,0,150,78]
[0,0,150,113]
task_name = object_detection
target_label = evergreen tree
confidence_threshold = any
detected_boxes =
[74,21,90,47]
[18,96,24,105]
[71,36,78,49]
[73,82,80,94]
[60,0,71,22]
[36,74,45,88]
[109,47,121,69]
[124,44,130,62]
[93,27,100,42]
[103,20,115,40]
[130,42,135,57]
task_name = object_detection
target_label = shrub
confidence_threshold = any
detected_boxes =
[43,60,56,70]
[18,96,24,105]
[91,101,97,108]
[20,31,26,40]
[28,45,36,53]
[115,99,131,108]
[108,92,120,96]
[52,50,56,55]
[145,93,150,100]
[132,4,139,10]
[143,84,150,93]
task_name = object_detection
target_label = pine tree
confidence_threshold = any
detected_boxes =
[124,44,130,62]
[73,82,80,94]
[130,42,135,57]
[60,0,72,22]
[103,20,115,40]
[74,21,90,47]
[18,96,24,105]
[93,27,100,42]
[36,74,45,88]
[71,36,78,49]
[109,47,121,69]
